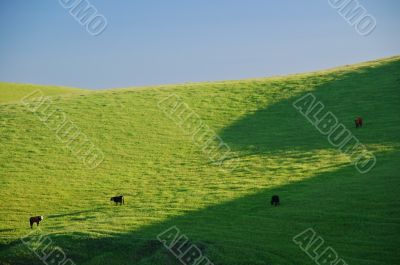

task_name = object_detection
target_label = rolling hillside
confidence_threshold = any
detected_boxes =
[0,56,399,265]
[0,83,86,105]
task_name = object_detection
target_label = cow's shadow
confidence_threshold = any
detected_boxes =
[47,207,107,220]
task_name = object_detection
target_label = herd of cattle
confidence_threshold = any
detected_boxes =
[29,196,125,228]
[30,194,278,228]
[29,117,364,228]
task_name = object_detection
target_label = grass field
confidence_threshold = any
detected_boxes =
[0,83,86,105]
[0,56,399,265]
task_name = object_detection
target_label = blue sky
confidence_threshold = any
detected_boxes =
[0,0,399,89]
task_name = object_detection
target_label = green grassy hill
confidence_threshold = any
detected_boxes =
[0,83,86,104]
[0,56,399,265]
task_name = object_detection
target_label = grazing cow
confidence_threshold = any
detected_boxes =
[355,117,363,128]
[271,195,280,206]
[110,195,124,205]
[30,216,43,229]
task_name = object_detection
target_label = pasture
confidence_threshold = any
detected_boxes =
[0,56,399,265]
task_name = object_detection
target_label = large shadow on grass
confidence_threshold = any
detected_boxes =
[220,59,400,154]
[2,150,399,265]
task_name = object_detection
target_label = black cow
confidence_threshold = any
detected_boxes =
[111,195,124,205]
[30,216,43,229]
[270,195,280,206]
